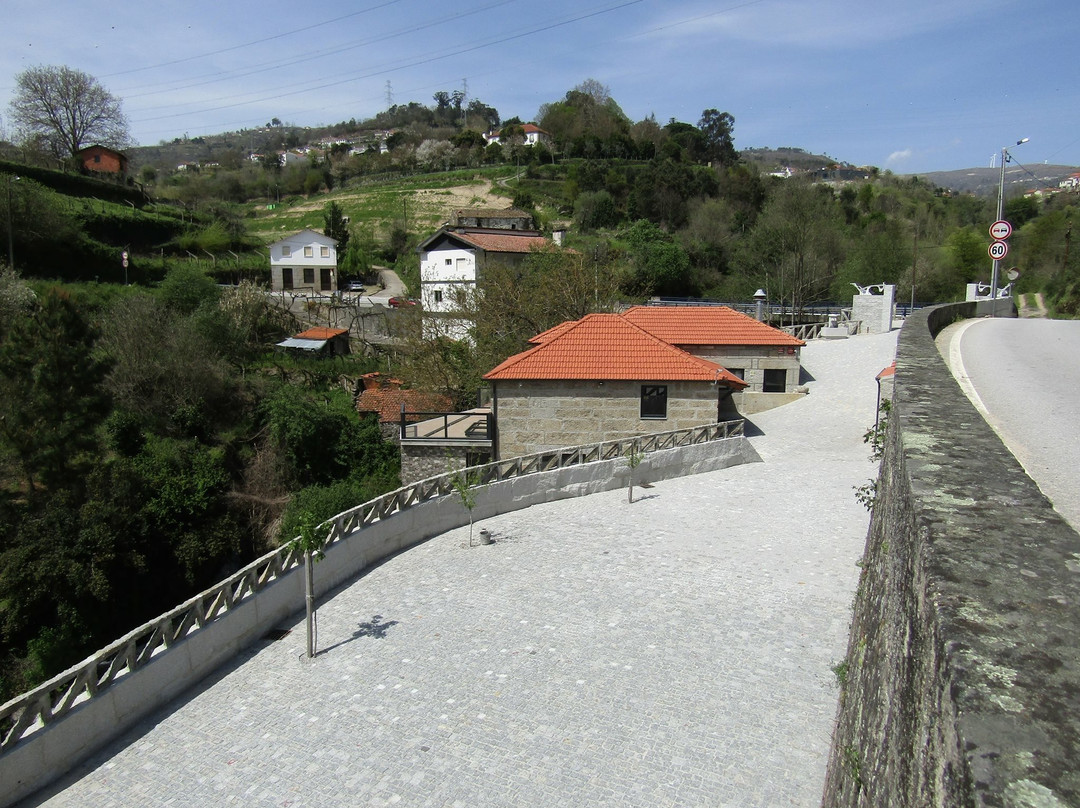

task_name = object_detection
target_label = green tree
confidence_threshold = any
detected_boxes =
[158,264,221,314]
[625,219,693,296]
[739,181,844,315]
[323,201,350,255]
[8,65,130,158]
[0,288,110,495]
[698,109,738,167]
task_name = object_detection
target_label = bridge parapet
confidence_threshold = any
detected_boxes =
[822,303,1080,806]
[0,419,752,807]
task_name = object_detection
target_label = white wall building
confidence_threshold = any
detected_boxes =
[268,229,338,293]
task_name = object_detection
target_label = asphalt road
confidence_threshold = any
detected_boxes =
[947,318,1080,531]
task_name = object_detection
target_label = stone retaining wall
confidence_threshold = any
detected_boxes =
[821,303,1080,806]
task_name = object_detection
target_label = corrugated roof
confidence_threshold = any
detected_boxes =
[276,337,328,351]
[484,314,747,386]
[621,306,805,347]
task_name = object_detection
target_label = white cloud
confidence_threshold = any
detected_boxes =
[886,149,913,167]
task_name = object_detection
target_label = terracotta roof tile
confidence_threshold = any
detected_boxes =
[294,327,349,340]
[484,314,746,386]
[356,388,453,424]
[621,306,805,347]
[453,231,553,254]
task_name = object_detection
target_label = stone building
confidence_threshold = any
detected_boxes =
[620,306,806,414]
[483,314,746,459]
[451,207,534,230]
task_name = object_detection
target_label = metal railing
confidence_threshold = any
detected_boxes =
[0,418,743,754]
[399,410,494,442]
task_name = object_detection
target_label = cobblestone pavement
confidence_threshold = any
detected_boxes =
[27,331,899,808]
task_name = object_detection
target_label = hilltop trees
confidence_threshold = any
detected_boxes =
[8,65,130,159]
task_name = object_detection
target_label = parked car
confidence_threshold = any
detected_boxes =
[388,296,418,307]
[345,280,366,292]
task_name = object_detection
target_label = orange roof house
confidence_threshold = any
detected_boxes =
[480,306,811,459]
[276,326,350,355]
[485,314,746,386]
[483,314,746,458]
[76,144,128,175]
[621,306,805,399]
[621,305,806,348]
[355,372,452,427]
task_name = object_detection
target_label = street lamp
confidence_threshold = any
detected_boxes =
[990,138,1028,305]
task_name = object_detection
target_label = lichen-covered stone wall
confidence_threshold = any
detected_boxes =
[822,303,1080,806]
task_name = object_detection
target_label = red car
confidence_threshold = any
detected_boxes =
[388,296,418,307]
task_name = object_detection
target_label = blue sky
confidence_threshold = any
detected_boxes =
[2,0,1077,174]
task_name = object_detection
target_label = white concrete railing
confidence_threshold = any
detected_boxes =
[0,419,746,770]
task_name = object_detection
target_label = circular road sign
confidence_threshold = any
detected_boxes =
[990,220,1013,240]
[989,240,1009,260]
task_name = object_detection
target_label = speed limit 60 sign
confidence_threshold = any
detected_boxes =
[989,240,1009,260]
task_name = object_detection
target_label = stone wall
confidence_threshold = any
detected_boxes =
[493,379,721,458]
[690,345,802,393]
[821,303,1080,806]
[399,444,488,485]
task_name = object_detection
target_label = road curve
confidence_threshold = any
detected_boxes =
[947,318,1080,531]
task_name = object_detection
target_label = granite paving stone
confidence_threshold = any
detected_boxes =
[23,331,899,808]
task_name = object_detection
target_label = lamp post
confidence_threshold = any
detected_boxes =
[990,138,1028,305]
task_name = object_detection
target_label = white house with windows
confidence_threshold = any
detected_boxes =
[268,229,338,293]
[417,226,556,339]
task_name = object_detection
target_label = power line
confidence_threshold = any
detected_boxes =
[129,0,647,126]
[102,0,407,79]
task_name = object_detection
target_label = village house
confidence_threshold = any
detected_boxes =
[354,373,490,483]
[451,207,534,230]
[76,145,128,176]
[268,229,338,293]
[483,314,747,459]
[416,222,559,339]
[483,123,552,148]
[620,306,806,413]
[275,326,350,356]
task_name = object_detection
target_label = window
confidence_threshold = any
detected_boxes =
[728,368,745,380]
[763,368,787,393]
[444,258,452,265]
[281,268,293,290]
[433,290,443,303]
[320,246,329,257]
[304,246,313,258]
[303,268,315,284]
[282,245,292,257]
[640,385,668,419]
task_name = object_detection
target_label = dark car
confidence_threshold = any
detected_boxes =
[388,296,418,307]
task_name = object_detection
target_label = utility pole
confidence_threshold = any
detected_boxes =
[990,138,1028,305]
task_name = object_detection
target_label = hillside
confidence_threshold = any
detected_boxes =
[906,163,1078,196]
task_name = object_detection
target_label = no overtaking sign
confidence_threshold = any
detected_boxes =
[990,220,1013,240]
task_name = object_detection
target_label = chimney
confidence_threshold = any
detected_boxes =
[552,229,566,246]
[753,289,767,321]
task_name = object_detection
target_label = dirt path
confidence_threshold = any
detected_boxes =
[1017,292,1048,318]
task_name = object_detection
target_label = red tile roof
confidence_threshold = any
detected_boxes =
[453,231,553,254]
[621,306,805,347]
[484,314,747,386]
[294,327,349,340]
[356,388,453,424]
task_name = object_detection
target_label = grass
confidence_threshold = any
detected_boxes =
[245,166,522,244]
